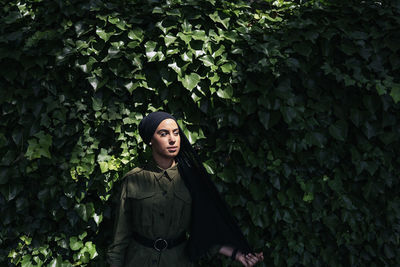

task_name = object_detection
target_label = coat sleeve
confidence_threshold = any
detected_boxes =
[107,178,132,267]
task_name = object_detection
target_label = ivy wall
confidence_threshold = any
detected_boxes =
[1,0,400,266]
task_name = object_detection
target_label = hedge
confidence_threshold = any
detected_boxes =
[1,0,400,266]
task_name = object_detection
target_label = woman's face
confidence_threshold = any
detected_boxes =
[151,119,181,159]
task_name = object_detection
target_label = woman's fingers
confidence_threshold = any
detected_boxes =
[238,251,264,266]
[255,252,264,260]
[238,255,249,266]
[245,253,260,266]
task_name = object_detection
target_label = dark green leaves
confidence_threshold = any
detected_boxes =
[178,73,201,91]
[328,120,348,142]
[25,131,53,160]
[2,0,400,266]
[74,203,95,222]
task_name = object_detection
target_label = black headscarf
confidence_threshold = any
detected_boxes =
[139,111,252,260]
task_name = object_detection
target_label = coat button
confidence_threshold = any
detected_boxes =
[162,191,167,196]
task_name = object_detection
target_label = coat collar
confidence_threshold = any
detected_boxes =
[146,160,179,181]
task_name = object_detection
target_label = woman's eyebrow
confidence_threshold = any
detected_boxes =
[157,128,179,133]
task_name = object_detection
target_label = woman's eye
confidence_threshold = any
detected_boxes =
[160,132,167,137]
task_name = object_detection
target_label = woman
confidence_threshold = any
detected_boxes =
[107,111,264,266]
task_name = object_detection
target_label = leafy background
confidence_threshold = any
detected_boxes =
[1,0,400,266]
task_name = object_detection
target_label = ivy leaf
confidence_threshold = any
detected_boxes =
[96,28,115,42]
[69,236,83,251]
[390,85,400,103]
[329,120,348,141]
[177,32,191,44]
[249,183,265,201]
[25,131,53,160]
[179,73,201,91]
[203,161,214,174]
[168,61,182,76]
[217,86,233,99]
[144,41,158,62]
[20,255,34,267]
[258,111,270,130]
[74,203,95,222]
[0,184,23,201]
[293,42,312,57]
[92,97,102,111]
[164,34,177,47]
[209,11,230,29]
[305,132,326,148]
[192,30,207,41]
[220,62,235,73]
[128,28,144,41]
[199,55,214,67]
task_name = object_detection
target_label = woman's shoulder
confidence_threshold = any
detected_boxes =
[120,165,156,194]
[122,164,155,182]
[123,167,144,178]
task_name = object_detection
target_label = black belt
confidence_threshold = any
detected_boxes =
[132,232,187,252]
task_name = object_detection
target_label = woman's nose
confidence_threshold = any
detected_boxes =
[169,133,176,143]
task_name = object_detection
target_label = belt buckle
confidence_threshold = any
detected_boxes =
[154,238,168,252]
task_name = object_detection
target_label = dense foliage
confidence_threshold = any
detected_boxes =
[1,0,400,266]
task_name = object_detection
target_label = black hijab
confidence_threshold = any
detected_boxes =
[139,111,252,260]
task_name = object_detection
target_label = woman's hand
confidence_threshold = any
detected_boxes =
[236,251,264,266]
[219,246,264,266]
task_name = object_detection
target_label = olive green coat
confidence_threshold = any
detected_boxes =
[107,162,194,267]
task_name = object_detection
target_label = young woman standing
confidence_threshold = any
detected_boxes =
[108,111,264,266]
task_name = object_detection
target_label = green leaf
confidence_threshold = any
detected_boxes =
[164,34,177,47]
[303,192,314,202]
[177,32,191,44]
[271,175,280,190]
[350,108,362,127]
[92,97,102,111]
[74,203,95,222]
[217,86,233,99]
[108,17,127,30]
[305,132,326,148]
[209,11,230,29]
[20,255,34,267]
[168,62,182,76]
[79,231,87,240]
[293,42,312,57]
[0,184,23,201]
[99,162,108,173]
[203,161,214,174]
[209,73,219,84]
[249,183,265,201]
[281,106,297,124]
[199,55,214,67]
[328,120,348,141]
[128,28,144,41]
[25,131,53,160]
[124,81,140,94]
[192,30,207,41]
[96,28,115,42]
[220,62,235,73]
[258,111,270,130]
[144,41,158,61]
[181,51,193,62]
[390,85,400,103]
[363,122,377,139]
[69,236,83,251]
[179,73,201,91]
